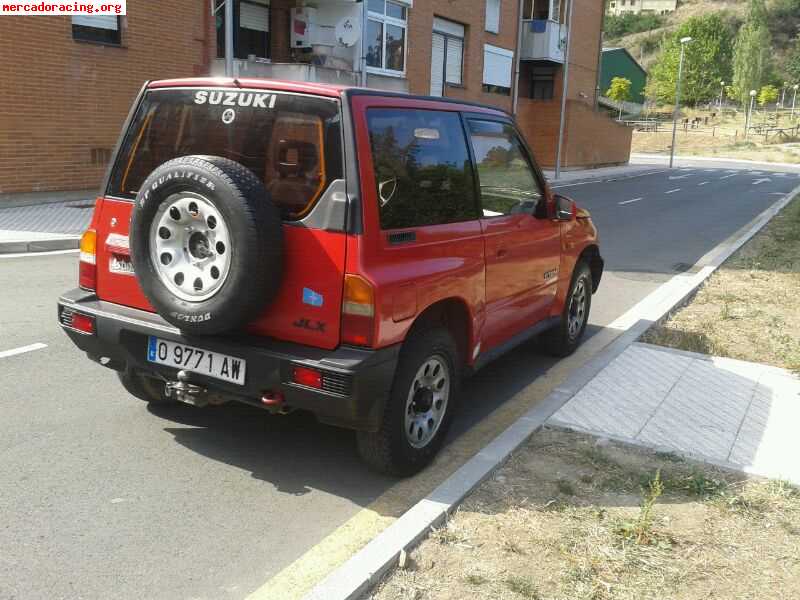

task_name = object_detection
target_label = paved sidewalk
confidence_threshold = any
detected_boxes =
[543,162,661,185]
[0,198,93,253]
[550,342,800,485]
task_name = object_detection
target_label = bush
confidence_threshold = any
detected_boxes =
[605,12,667,39]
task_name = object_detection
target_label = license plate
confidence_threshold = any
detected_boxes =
[109,255,135,276]
[147,336,246,385]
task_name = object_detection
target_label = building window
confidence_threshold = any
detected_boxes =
[431,18,465,96]
[482,44,514,95]
[72,15,121,45]
[366,0,408,74]
[485,0,501,33]
[216,0,270,60]
[530,66,556,100]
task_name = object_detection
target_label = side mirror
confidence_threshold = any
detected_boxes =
[554,194,575,221]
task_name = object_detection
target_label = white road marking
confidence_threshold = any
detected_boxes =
[0,249,79,260]
[0,343,47,359]
[720,174,737,179]
[704,169,716,172]
[619,197,644,205]
[776,172,788,177]
[753,178,771,185]
[698,181,710,186]
[770,192,788,196]
[669,174,690,180]
[665,188,681,194]
[750,171,763,175]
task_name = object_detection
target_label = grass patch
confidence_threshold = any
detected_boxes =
[642,195,800,373]
[504,575,541,598]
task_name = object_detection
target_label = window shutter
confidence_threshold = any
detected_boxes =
[482,44,513,88]
[240,2,270,32]
[430,32,446,96]
[72,15,118,30]
[445,37,463,85]
[485,0,500,33]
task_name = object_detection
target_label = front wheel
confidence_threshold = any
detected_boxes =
[542,261,592,357]
[357,328,460,476]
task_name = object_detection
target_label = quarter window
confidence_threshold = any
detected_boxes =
[366,0,407,74]
[72,15,121,45]
[367,109,478,230]
[467,120,544,217]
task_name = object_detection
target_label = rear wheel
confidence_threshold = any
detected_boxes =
[357,328,460,476]
[117,369,174,404]
[542,261,592,357]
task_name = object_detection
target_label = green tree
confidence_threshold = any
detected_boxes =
[757,84,780,106]
[732,0,772,106]
[646,14,735,105]
[607,76,633,119]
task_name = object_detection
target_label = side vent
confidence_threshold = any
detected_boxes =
[387,231,416,245]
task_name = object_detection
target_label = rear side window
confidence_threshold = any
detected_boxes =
[108,89,343,220]
[367,108,478,230]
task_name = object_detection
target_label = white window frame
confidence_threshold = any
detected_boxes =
[485,0,501,34]
[366,0,409,77]
[432,17,465,91]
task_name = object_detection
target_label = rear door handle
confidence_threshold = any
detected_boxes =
[497,248,509,258]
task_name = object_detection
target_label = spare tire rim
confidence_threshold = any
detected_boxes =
[404,355,450,449]
[150,194,232,302]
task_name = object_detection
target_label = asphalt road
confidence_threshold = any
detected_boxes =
[1,159,798,600]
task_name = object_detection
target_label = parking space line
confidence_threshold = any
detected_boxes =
[720,174,736,179]
[665,188,681,194]
[619,197,643,205]
[0,343,47,359]
[698,181,710,186]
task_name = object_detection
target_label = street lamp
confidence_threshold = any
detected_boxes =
[669,36,692,169]
[792,84,799,121]
[719,80,725,109]
[745,89,757,138]
[781,81,789,107]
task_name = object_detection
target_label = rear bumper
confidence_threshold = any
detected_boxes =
[57,289,399,431]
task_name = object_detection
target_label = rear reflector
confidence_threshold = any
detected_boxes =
[60,308,95,335]
[79,229,97,291]
[292,366,323,389]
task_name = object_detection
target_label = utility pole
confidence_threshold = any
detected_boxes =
[225,0,234,77]
[745,89,756,138]
[719,80,725,109]
[669,37,692,169]
[554,0,573,180]
[792,84,798,121]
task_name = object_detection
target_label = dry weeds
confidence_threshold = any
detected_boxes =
[643,196,800,373]
[364,429,800,600]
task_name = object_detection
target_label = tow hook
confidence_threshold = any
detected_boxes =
[166,370,208,407]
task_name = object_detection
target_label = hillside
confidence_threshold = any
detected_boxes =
[606,0,799,77]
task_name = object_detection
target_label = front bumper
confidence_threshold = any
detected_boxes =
[57,289,399,431]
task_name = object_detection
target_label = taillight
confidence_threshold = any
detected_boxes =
[341,274,375,347]
[79,229,97,291]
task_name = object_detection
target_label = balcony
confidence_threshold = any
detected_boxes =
[519,19,567,64]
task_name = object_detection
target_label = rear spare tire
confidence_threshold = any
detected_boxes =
[130,156,282,335]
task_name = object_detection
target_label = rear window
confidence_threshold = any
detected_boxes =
[108,88,343,220]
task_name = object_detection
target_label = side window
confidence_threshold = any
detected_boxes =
[367,108,478,230]
[467,119,544,217]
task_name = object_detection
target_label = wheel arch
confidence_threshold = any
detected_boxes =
[404,297,474,368]
[578,244,603,293]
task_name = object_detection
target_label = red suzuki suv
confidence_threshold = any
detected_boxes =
[58,78,603,475]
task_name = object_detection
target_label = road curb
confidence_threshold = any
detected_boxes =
[632,153,800,170]
[0,237,80,255]
[302,185,800,600]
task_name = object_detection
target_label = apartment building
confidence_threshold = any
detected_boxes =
[0,0,631,197]
[607,0,678,16]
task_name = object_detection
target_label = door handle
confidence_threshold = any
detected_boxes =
[497,248,509,258]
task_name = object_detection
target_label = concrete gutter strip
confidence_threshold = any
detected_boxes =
[0,237,80,255]
[304,184,800,600]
